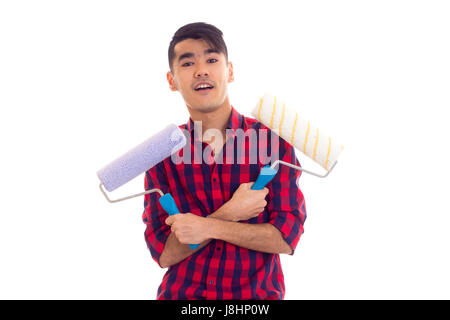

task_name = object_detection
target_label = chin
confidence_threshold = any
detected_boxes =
[189,99,222,113]
[201,104,222,113]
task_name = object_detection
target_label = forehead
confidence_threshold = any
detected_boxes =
[174,38,220,57]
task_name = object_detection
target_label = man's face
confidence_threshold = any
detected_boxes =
[167,38,234,113]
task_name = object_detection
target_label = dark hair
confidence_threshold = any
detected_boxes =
[168,22,228,72]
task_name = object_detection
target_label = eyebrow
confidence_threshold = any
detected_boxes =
[177,48,219,63]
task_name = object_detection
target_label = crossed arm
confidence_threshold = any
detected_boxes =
[159,183,293,268]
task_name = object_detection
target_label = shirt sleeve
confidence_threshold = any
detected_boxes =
[142,162,171,268]
[267,140,307,255]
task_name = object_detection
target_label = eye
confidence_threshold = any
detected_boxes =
[208,58,217,63]
[182,62,193,67]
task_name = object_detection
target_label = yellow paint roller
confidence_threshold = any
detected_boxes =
[250,93,344,190]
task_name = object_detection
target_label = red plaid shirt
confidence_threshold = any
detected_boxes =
[142,106,307,300]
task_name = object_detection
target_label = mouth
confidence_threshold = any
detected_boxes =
[194,87,214,94]
[194,82,215,93]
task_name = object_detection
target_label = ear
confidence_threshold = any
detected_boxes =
[227,61,234,83]
[167,71,178,91]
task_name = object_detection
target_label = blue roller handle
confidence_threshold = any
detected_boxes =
[251,165,278,190]
[159,193,200,250]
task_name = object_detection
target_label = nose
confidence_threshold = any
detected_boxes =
[195,62,209,78]
[195,70,209,78]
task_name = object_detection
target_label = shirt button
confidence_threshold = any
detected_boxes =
[216,247,221,251]
[213,178,217,182]
[209,280,214,285]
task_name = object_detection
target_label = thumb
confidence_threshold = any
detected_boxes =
[165,215,174,226]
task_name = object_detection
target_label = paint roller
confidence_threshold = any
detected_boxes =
[96,124,199,249]
[250,93,344,190]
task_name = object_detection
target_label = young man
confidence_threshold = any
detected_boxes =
[142,22,307,300]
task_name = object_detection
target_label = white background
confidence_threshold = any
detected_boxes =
[1,0,449,299]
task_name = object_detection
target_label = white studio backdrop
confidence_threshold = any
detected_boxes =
[0,0,449,299]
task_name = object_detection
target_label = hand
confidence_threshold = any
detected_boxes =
[165,213,211,245]
[221,182,269,222]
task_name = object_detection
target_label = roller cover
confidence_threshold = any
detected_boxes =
[251,93,343,171]
[97,124,186,192]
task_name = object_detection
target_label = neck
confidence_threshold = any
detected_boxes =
[187,97,232,141]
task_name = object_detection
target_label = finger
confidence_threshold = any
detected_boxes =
[255,189,268,198]
[253,209,263,217]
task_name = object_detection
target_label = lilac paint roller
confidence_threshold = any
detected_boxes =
[97,124,199,249]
